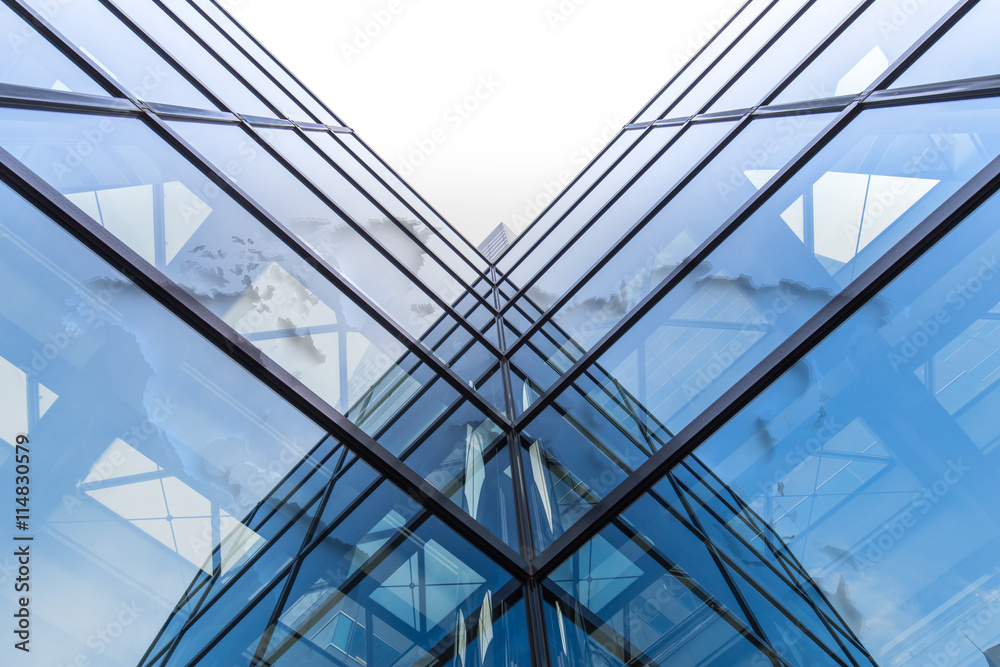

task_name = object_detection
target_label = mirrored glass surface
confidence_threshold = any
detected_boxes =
[690,186,1000,666]
[773,0,955,104]
[0,1,109,95]
[890,0,1000,90]
[0,178,324,667]
[22,0,216,109]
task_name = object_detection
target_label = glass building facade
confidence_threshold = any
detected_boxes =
[2,0,1000,665]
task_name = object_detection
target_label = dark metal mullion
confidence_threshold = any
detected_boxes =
[532,145,1000,584]
[261,510,433,666]
[291,127,492,303]
[669,474,858,666]
[204,0,344,126]
[343,130,489,266]
[148,0,285,119]
[504,113,754,356]
[538,581,669,667]
[238,123,500,358]
[600,516,785,666]
[0,146,529,581]
[141,114,507,428]
[0,82,139,116]
[250,445,348,667]
[670,469,868,664]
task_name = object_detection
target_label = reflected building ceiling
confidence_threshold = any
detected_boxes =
[2,0,1000,665]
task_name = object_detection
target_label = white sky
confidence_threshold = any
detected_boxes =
[224,0,743,245]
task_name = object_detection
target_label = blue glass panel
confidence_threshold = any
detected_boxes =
[544,506,775,666]
[692,187,1000,665]
[0,1,107,95]
[596,97,1000,440]
[22,0,216,109]
[890,0,1000,89]
[261,493,512,667]
[524,121,735,313]
[167,120,448,338]
[263,128,474,303]
[0,179,322,667]
[550,113,833,357]
[774,0,955,105]
[0,107,424,423]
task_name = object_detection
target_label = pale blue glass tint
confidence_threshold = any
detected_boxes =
[262,127,474,305]
[159,0,314,121]
[550,113,834,357]
[188,0,340,125]
[890,0,1000,89]
[708,0,858,112]
[22,0,216,109]
[167,120,448,338]
[667,0,810,119]
[0,1,108,95]
[0,180,323,667]
[773,0,956,105]
[309,130,481,285]
[334,132,488,271]
[497,128,643,274]
[596,97,1000,440]
[507,125,683,299]
[0,108,422,422]
[692,188,1000,665]
[523,121,735,313]
[635,0,774,123]
[109,0,274,116]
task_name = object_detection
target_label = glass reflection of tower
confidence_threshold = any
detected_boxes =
[3,0,1000,665]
